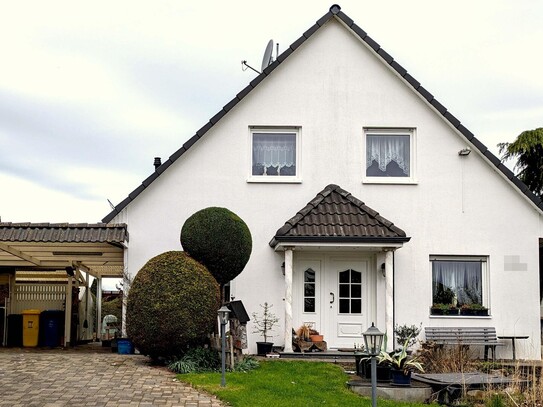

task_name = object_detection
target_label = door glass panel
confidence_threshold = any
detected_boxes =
[304,268,316,313]
[339,299,349,313]
[304,298,315,313]
[304,283,315,297]
[338,269,363,314]
[339,270,349,283]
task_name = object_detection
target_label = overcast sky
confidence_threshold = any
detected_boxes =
[1,0,542,223]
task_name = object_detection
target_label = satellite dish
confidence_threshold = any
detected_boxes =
[261,39,274,71]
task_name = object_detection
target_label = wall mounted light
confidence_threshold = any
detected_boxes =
[380,263,386,277]
[458,147,471,156]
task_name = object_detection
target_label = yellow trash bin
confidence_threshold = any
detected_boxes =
[22,309,41,347]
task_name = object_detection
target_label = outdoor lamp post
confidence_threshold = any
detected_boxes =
[363,323,384,407]
[218,306,230,387]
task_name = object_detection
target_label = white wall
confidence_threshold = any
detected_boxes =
[113,19,542,358]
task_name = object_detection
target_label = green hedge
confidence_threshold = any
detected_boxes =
[181,207,252,285]
[126,251,220,359]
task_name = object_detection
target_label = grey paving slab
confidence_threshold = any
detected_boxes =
[0,345,225,407]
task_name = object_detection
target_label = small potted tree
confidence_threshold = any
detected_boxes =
[252,302,279,356]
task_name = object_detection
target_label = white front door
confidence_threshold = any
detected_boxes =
[294,254,374,349]
[326,258,370,348]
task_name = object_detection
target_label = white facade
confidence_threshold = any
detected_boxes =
[109,15,543,358]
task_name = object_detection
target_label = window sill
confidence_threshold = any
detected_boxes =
[429,315,492,319]
[362,177,418,185]
[247,176,302,184]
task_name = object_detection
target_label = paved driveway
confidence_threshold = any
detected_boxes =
[0,344,225,407]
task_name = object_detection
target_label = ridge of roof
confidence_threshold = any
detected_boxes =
[269,183,410,247]
[102,4,543,223]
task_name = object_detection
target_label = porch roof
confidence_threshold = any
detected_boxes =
[0,223,127,278]
[269,184,410,249]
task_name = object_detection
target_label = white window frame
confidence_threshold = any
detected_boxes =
[429,255,490,316]
[247,126,302,183]
[362,127,417,184]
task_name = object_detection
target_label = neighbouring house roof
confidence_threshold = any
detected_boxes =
[0,223,127,277]
[101,4,543,223]
[269,184,410,248]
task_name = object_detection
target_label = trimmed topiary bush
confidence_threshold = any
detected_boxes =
[180,207,252,286]
[127,251,220,359]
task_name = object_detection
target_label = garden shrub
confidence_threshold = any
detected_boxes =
[180,207,252,285]
[168,347,221,374]
[127,251,220,359]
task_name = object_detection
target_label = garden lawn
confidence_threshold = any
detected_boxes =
[178,360,430,407]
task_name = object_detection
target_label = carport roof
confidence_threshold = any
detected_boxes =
[0,223,127,277]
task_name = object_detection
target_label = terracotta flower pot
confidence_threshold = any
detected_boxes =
[310,334,324,342]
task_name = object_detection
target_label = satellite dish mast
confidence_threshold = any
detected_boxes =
[261,39,274,71]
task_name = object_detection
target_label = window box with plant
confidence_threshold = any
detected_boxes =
[459,303,489,316]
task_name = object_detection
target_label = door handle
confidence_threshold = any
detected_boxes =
[330,292,335,304]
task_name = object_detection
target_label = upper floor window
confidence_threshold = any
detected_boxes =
[364,128,416,183]
[249,127,301,182]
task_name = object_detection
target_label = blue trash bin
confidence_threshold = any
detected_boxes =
[117,338,134,354]
[41,310,64,347]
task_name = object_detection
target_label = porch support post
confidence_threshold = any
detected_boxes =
[64,276,73,347]
[96,278,102,342]
[384,250,394,351]
[283,248,294,353]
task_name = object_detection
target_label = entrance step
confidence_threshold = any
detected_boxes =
[348,378,432,403]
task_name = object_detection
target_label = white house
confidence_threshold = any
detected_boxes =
[103,5,543,358]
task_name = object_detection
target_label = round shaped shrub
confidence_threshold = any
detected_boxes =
[180,207,252,285]
[127,251,220,359]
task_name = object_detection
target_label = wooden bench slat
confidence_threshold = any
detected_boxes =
[424,326,502,361]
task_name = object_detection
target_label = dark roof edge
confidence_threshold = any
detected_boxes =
[331,9,543,212]
[103,4,543,223]
[101,7,337,223]
[269,235,411,248]
[0,222,126,228]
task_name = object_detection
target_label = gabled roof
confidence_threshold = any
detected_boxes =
[102,4,543,223]
[269,184,410,248]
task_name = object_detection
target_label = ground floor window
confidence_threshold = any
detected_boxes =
[430,256,488,316]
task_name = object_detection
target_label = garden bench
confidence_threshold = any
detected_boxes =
[424,327,503,361]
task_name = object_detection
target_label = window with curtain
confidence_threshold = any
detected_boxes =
[431,258,486,308]
[365,130,411,178]
[252,131,297,177]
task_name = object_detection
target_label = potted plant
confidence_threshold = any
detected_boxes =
[460,303,489,316]
[394,323,421,350]
[378,337,424,386]
[252,302,279,356]
[296,324,323,342]
[360,332,392,382]
[430,303,459,315]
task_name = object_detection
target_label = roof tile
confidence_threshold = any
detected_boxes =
[270,184,409,247]
[0,223,127,243]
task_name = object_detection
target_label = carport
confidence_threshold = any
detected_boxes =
[0,222,127,347]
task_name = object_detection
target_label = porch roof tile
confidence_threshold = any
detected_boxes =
[269,184,410,247]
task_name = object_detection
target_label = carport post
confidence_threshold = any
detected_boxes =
[64,276,73,347]
[96,278,102,341]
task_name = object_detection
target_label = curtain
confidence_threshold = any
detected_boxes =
[366,134,410,176]
[432,261,482,305]
[252,133,296,174]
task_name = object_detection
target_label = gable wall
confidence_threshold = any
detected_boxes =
[116,19,542,357]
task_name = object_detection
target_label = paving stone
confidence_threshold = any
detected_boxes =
[0,345,225,406]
